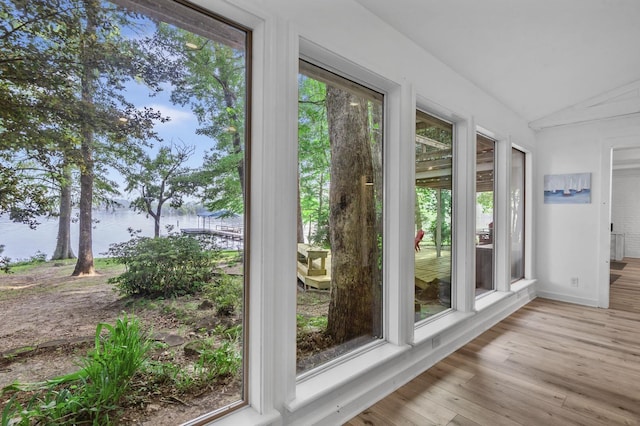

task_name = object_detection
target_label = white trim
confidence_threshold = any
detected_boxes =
[494,135,511,293]
[530,80,640,130]
[598,134,640,308]
[455,116,475,313]
[537,291,599,308]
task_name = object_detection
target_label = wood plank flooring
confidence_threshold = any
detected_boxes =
[610,257,640,312]
[345,297,640,425]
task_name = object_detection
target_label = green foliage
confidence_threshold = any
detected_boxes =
[159,24,247,215]
[298,75,331,246]
[216,324,243,341]
[477,191,494,214]
[143,339,241,394]
[0,245,11,274]
[107,233,219,298]
[416,187,452,245]
[196,340,242,379]
[120,142,198,237]
[1,315,151,425]
[296,314,328,331]
[0,0,166,229]
[204,274,243,316]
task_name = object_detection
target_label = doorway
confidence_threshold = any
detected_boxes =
[609,147,640,312]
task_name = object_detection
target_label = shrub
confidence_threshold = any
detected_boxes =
[0,245,10,274]
[204,274,243,316]
[107,234,219,297]
[198,340,242,379]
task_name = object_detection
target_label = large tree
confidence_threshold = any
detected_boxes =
[0,0,77,228]
[324,86,381,344]
[121,143,196,237]
[1,0,165,268]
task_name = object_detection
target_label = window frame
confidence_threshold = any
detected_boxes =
[288,39,407,410]
[510,147,526,284]
[413,108,455,325]
[295,57,386,378]
[475,131,498,297]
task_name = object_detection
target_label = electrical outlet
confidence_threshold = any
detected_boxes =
[571,277,579,287]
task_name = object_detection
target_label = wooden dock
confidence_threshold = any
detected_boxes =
[181,225,243,241]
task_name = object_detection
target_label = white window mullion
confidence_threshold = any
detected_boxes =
[494,137,511,292]
[454,116,475,313]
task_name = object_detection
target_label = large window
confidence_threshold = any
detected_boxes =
[414,111,453,321]
[296,60,384,374]
[511,148,526,282]
[1,0,249,423]
[476,133,495,295]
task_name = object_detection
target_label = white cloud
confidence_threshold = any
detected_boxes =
[147,103,193,125]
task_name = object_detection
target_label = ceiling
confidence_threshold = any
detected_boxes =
[355,0,640,125]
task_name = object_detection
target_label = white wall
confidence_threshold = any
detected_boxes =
[612,168,640,258]
[536,115,640,307]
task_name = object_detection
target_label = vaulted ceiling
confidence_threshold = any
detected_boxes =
[355,0,640,129]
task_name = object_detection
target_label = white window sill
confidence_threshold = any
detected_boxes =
[286,341,410,413]
[510,278,537,293]
[198,406,281,426]
[413,310,475,345]
[475,290,512,311]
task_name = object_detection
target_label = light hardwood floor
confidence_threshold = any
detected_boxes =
[345,297,640,425]
[610,257,640,313]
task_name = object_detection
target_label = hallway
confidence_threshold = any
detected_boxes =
[610,256,640,312]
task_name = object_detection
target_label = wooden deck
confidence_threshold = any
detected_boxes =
[297,243,331,290]
[415,247,451,287]
[346,297,640,425]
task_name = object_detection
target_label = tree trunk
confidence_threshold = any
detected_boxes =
[315,171,325,244]
[73,137,95,276]
[72,0,98,276]
[52,166,76,260]
[325,86,380,344]
[297,172,304,243]
[436,189,442,257]
[154,205,161,238]
[415,192,423,231]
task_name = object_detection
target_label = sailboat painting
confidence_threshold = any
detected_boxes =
[544,172,591,204]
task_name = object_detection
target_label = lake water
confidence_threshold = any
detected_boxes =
[0,209,243,261]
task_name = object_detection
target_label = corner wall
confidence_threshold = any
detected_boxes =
[535,115,640,307]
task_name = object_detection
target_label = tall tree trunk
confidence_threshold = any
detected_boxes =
[73,128,95,276]
[325,87,380,344]
[415,192,423,231]
[72,0,98,276]
[52,165,76,260]
[297,171,304,243]
[436,189,442,257]
[315,171,325,244]
[154,204,161,238]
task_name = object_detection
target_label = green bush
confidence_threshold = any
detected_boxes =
[198,340,242,378]
[0,245,10,274]
[204,274,243,316]
[107,234,219,297]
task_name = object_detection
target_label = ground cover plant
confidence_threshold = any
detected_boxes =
[0,252,246,425]
[2,315,151,425]
[0,252,325,425]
